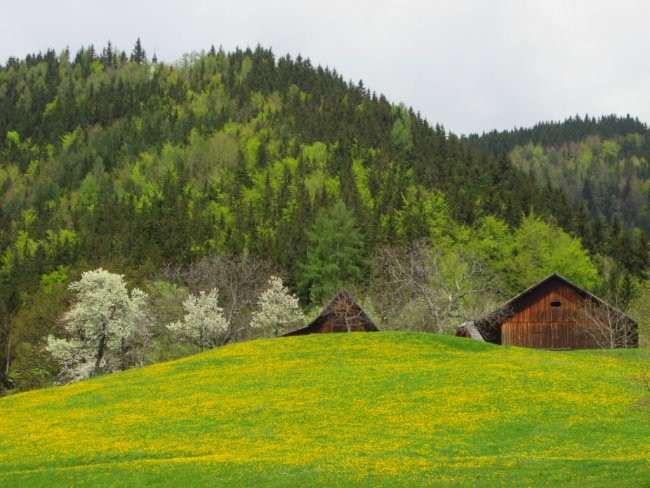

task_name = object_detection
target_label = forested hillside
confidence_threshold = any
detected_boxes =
[469,115,650,248]
[0,42,647,393]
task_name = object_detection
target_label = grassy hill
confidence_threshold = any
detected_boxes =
[0,332,648,487]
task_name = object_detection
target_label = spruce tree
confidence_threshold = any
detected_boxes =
[130,38,146,64]
[298,201,367,304]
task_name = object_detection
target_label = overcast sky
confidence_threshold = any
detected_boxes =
[2,1,649,135]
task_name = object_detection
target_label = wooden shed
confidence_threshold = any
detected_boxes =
[456,273,638,350]
[282,291,379,336]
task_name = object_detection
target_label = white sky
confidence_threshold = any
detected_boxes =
[1,0,649,135]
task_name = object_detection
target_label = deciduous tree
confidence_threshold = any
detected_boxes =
[372,242,500,334]
[250,276,304,337]
[166,289,229,351]
[575,298,637,349]
[47,268,147,383]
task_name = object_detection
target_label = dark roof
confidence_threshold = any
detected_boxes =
[282,290,379,336]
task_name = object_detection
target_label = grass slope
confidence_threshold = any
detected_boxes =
[0,333,648,487]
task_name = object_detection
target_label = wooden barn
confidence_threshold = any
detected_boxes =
[282,291,379,336]
[456,273,638,350]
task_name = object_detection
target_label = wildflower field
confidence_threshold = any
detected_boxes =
[0,333,648,487]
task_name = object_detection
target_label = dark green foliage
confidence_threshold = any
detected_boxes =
[470,116,650,282]
[130,38,146,64]
[298,201,367,303]
[0,42,644,393]
[468,114,647,152]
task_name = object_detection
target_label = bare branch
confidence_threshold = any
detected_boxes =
[371,241,502,334]
[574,297,638,349]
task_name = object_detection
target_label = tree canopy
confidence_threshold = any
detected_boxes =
[0,43,647,392]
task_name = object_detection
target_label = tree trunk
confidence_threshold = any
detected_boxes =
[120,337,126,371]
[94,333,106,376]
[4,334,11,380]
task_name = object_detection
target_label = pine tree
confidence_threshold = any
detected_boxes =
[298,201,367,304]
[130,38,146,64]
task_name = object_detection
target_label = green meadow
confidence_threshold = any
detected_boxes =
[0,333,648,487]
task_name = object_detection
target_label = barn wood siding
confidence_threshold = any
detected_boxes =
[501,279,599,349]
[314,316,375,333]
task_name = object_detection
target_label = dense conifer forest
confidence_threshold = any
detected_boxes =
[0,42,647,392]
[468,115,650,237]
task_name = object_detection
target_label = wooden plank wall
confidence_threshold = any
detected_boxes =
[315,314,373,333]
[501,279,599,349]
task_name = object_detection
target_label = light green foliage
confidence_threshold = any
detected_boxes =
[6,130,21,147]
[250,91,266,112]
[89,60,104,74]
[60,128,82,152]
[159,143,184,179]
[15,231,39,258]
[600,139,621,160]
[75,174,99,213]
[248,157,299,204]
[43,229,77,254]
[184,129,244,187]
[394,186,451,243]
[390,103,413,150]
[351,158,374,210]
[302,141,328,169]
[468,216,514,278]
[43,97,58,118]
[304,169,340,202]
[166,289,229,352]
[1,46,647,397]
[21,208,37,228]
[40,266,68,295]
[238,56,253,84]
[209,131,240,174]
[299,201,367,303]
[579,141,593,170]
[250,276,305,337]
[510,144,547,174]
[510,214,600,292]
[244,136,261,168]
[301,142,341,201]
[118,152,163,206]
[47,268,148,383]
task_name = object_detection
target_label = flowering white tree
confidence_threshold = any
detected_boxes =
[47,268,148,383]
[166,289,229,351]
[250,276,305,337]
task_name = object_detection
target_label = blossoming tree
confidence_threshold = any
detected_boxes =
[47,268,147,383]
[166,289,229,351]
[251,276,305,337]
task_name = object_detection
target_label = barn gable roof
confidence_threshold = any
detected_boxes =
[282,290,379,336]
[460,273,637,340]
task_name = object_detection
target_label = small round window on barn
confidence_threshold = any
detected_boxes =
[550,300,562,307]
